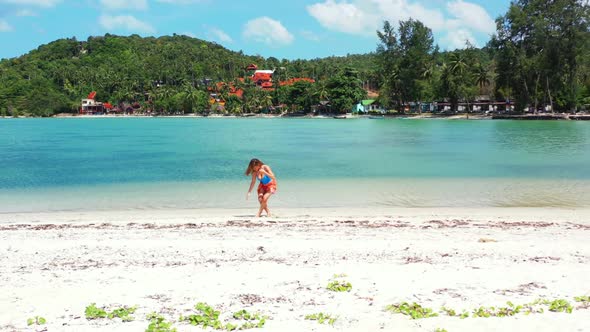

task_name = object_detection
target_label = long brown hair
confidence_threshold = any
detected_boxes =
[245,158,264,176]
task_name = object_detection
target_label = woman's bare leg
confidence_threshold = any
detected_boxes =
[257,194,264,217]
[261,195,270,216]
[261,193,272,217]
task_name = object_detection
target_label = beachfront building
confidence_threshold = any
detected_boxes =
[353,99,386,114]
[79,91,114,115]
[434,100,515,113]
[404,102,435,113]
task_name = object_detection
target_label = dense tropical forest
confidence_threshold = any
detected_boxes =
[0,0,588,117]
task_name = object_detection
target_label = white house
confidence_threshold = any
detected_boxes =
[352,99,385,113]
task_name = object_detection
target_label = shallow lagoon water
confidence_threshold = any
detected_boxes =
[1,118,589,212]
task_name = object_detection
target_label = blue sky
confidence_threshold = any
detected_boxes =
[0,0,511,60]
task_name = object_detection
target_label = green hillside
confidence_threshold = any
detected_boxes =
[1,0,588,117]
[0,33,376,116]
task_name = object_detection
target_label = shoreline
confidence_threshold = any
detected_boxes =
[1,207,589,331]
[3,206,590,225]
[3,113,590,120]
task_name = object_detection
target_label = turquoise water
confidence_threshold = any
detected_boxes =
[1,118,589,212]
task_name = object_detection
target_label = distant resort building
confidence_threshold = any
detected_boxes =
[79,91,114,114]
[434,100,515,112]
[348,96,519,114]
[207,63,315,111]
[352,99,386,113]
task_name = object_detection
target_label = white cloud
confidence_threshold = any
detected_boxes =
[243,16,294,46]
[441,28,476,50]
[307,0,496,48]
[0,0,61,7]
[446,0,495,34]
[307,0,376,35]
[374,0,447,31]
[99,15,155,33]
[100,0,148,11]
[208,27,233,43]
[307,0,447,35]
[0,19,13,32]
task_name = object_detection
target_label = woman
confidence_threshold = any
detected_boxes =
[245,158,277,217]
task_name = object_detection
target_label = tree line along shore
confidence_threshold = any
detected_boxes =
[1,112,580,121]
[0,0,588,118]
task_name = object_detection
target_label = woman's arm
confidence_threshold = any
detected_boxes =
[261,165,276,181]
[246,173,256,199]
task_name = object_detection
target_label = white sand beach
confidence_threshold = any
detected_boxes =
[1,207,589,332]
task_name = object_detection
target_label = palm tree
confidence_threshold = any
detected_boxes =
[440,62,458,111]
[262,93,273,113]
[382,69,401,111]
[422,63,434,81]
[246,93,262,113]
[146,84,159,114]
[447,53,473,113]
[314,80,329,102]
[217,83,231,111]
[229,103,242,115]
[474,62,491,95]
[312,81,330,114]
[182,83,199,113]
[449,53,468,76]
[69,100,80,114]
[418,63,437,113]
[115,86,134,105]
[158,86,174,114]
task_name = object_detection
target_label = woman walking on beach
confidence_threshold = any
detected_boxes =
[245,158,277,217]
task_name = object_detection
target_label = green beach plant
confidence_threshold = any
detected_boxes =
[545,299,573,313]
[471,302,522,318]
[184,302,222,329]
[233,309,265,322]
[471,306,493,318]
[385,302,438,319]
[85,303,108,319]
[459,310,469,319]
[84,303,137,321]
[575,296,590,308]
[327,280,352,292]
[521,299,545,315]
[26,316,46,326]
[496,302,523,317]
[230,309,266,330]
[326,273,352,292]
[146,312,177,332]
[305,312,338,326]
[391,297,585,322]
[181,303,266,330]
[440,306,456,316]
[108,306,137,321]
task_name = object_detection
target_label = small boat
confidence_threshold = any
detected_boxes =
[333,113,356,119]
[368,115,385,119]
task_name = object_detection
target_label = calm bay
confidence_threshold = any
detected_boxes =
[1,117,589,212]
